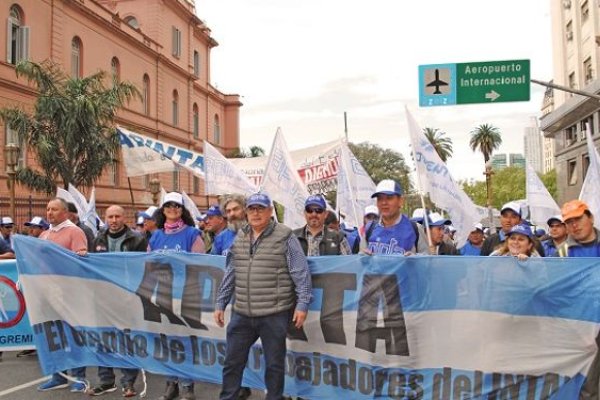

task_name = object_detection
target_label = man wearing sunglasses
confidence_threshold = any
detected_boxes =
[293,195,352,256]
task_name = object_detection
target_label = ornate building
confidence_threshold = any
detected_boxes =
[0,0,241,223]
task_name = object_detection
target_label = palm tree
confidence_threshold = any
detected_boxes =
[469,124,502,163]
[422,127,453,162]
[0,60,140,193]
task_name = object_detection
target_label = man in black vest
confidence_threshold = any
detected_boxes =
[293,194,352,256]
[214,192,312,400]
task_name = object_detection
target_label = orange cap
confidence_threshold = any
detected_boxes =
[561,200,589,221]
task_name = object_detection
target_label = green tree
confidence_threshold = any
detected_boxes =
[462,166,525,209]
[540,169,557,200]
[422,127,453,162]
[469,124,502,163]
[229,145,266,158]
[348,142,413,193]
[0,60,139,193]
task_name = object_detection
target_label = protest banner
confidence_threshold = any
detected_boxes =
[118,127,203,177]
[0,260,34,351]
[13,235,600,399]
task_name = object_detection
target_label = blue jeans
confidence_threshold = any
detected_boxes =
[98,367,138,386]
[219,310,291,400]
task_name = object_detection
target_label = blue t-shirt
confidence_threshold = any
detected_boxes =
[211,229,237,256]
[149,226,199,252]
[366,215,417,255]
[459,241,482,256]
[341,226,360,254]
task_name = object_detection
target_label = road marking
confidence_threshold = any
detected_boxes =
[0,376,49,397]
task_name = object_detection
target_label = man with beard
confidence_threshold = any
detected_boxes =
[293,194,351,256]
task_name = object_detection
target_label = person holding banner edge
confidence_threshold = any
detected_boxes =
[37,198,89,393]
[214,192,312,400]
[148,192,205,400]
[87,205,147,397]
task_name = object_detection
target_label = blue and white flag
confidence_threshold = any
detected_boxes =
[12,235,600,399]
[580,125,600,228]
[336,142,376,229]
[526,161,559,227]
[118,126,204,178]
[406,109,480,247]
[261,129,310,229]
[204,140,257,196]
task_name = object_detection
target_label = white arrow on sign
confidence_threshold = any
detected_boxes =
[485,90,500,101]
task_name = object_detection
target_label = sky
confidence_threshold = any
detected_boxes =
[199,0,553,182]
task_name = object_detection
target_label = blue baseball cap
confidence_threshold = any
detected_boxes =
[24,216,49,229]
[246,193,271,208]
[507,223,533,239]
[305,195,326,209]
[140,206,158,220]
[206,205,223,217]
[371,179,403,198]
[427,212,451,227]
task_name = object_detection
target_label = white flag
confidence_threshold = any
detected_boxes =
[406,108,480,248]
[82,187,101,234]
[67,184,89,220]
[526,161,559,227]
[580,126,600,228]
[261,129,310,229]
[204,141,258,196]
[336,142,376,229]
[182,191,202,221]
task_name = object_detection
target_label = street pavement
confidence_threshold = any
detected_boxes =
[0,351,267,399]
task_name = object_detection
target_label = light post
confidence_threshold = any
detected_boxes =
[483,160,495,234]
[4,143,19,221]
[149,178,161,206]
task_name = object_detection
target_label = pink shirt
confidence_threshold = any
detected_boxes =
[39,219,87,252]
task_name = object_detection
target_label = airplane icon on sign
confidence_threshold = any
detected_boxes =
[426,69,448,94]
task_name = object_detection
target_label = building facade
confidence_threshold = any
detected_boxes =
[540,0,600,204]
[0,0,241,224]
[491,154,508,170]
[524,117,544,173]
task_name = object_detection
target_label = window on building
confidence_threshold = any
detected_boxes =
[111,57,120,80]
[583,154,590,178]
[193,104,199,139]
[193,50,200,77]
[581,116,594,135]
[172,27,182,58]
[109,160,119,186]
[584,57,593,84]
[566,21,573,41]
[124,16,139,29]
[143,174,150,189]
[193,176,200,194]
[567,158,578,185]
[71,36,83,78]
[172,90,179,126]
[568,72,576,95]
[213,114,220,144]
[7,5,29,65]
[142,74,150,115]
[582,0,589,23]
[172,169,179,191]
[566,125,577,146]
[5,125,25,169]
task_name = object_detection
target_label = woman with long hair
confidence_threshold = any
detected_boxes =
[490,224,541,260]
[148,192,204,400]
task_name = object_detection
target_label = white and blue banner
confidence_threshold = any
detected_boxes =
[13,235,600,399]
[0,260,34,351]
[118,126,203,178]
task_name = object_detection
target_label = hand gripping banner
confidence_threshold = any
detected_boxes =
[13,235,600,399]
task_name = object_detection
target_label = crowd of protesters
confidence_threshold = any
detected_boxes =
[0,178,598,399]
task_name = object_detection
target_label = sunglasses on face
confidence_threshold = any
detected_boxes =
[305,208,325,214]
[1,225,14,229]
[164,202,182,209]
